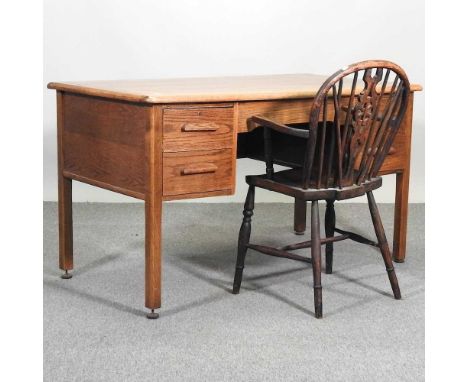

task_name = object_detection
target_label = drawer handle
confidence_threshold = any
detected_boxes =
[181,123,219,132]
[181,164,218,176]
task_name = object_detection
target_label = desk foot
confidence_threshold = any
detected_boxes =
[60,270,72,279]
[294,231,305,236]
[393,258,405,263]
[146,309,159,319]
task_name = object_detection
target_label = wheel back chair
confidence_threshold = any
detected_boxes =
[232,60,410,318]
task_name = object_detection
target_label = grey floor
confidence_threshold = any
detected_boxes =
[44,202,424,382]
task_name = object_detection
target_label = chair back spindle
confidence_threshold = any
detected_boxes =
[302,61,410,190]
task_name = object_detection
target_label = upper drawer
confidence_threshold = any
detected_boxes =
[163,106,235,152]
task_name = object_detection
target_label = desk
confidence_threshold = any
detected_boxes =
[48,74,422,315]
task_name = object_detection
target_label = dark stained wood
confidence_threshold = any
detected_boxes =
[334,227,378,247]
[57,91,73,272]
[247,244,312,264]
[367,191,401,299]
[294,198,307,235]
[290,91,414,250]
[311,200,322,318]
[233,185,255,294]
[233,61,408,318]
[263,124,274,179]
[281,234,349,251]
[325,200,335,274]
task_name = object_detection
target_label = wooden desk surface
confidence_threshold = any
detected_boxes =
[48,74,422,104]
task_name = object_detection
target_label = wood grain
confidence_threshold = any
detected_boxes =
[392,93,414,262]
[62,93,149,197]
[163,149,234,196]
[145,105,163,310]
[163,106,234,152]
[162,189,234,201]
[48,73,422,104]
[57,91,74,271]
[238,98,313,133]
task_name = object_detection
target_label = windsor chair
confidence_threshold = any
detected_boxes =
[232,60,410,318]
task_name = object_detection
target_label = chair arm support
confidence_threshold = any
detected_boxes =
[250,115,310,139]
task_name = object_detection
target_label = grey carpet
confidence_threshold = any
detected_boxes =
[43,202,424,382]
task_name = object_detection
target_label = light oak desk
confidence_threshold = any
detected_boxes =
[48,74,422,317]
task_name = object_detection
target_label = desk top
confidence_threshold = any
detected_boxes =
[48,73,422,104]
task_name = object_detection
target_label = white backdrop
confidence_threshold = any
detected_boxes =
[43,0,424,203]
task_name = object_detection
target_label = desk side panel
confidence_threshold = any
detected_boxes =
[61,93,150,199]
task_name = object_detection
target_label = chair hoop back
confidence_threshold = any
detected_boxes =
[302,60,410,189]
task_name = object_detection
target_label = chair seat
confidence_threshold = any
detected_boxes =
[246,168,382,201]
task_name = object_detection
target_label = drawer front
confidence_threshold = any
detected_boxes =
[163,106,234,152]
[163,149,234,196]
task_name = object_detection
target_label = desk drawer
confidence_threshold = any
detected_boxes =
[163,106,234,152]
[163,149,234,197]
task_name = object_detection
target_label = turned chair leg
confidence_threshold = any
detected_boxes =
[233,185,255,294]
[325,200,335,274]
[367,191,401,299]
[311,200,323,318]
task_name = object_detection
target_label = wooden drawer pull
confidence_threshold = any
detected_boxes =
[181,123,219,132]
[181,164,218,176]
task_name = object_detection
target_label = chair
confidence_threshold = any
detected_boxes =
[232,60,410,318]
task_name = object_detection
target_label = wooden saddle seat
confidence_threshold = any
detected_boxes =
[232,60,411,318]
[246,168,382,201]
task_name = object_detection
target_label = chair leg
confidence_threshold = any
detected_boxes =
[233,185,255,294]
[366,191,402,299]
[325,200,335,274]
[311,200,323,318]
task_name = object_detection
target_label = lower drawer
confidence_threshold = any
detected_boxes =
[163,149,234,197]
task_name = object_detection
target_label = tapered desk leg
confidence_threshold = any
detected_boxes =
[58,175,73,278]
[294,198,307,235]
[392,170,410,263]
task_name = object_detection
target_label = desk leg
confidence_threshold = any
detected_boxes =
[145,105,163,319]
[57,91,73,279]
[393,170,410,263]
[145,197,162,319]
[294,198,307,235]
[58,175,73,278]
